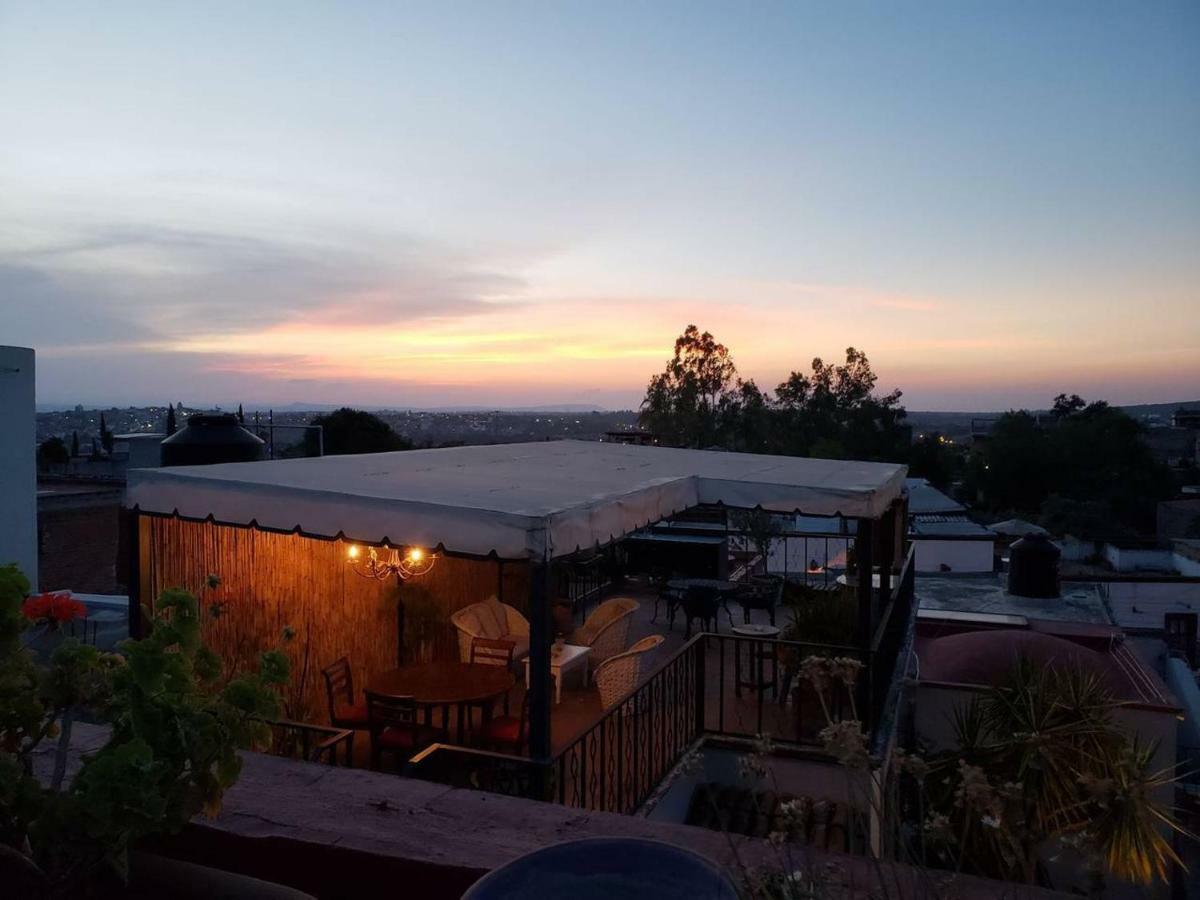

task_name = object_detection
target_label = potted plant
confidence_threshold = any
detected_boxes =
[398,584,442,663]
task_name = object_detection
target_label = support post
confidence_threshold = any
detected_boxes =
[877,505,897,614]
[527,557,554,762]
[126,508,142,639]
[855,518,875,648]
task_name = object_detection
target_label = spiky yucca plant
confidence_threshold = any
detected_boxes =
[920,657,1192,887]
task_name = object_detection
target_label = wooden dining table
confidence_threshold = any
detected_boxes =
[367,661,515,744]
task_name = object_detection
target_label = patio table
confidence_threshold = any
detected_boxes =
[523,643,590,704]
[368,661,514,744]
[731,623,780,698]
[667,578,741,630]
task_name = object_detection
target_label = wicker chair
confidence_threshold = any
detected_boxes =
[593,634,665,710]
[573,598,639,670]
[451,597,530,666]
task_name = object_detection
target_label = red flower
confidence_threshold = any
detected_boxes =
[22,592,87,626]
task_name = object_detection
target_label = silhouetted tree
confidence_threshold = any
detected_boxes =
[37,437,69,472]
[70,431,80,459]
[639,330,907,460]
[237,403,245,424]
[973,398,1172,535]
[165,403,177,435]
[639,325,738,448]
[98,412,113,454]
[907,432,958,490]
[309,408,413,456]
[773,348,907,460]
[1050,393,1086,419]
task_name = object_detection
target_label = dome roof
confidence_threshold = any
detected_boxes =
[919,629,1113,688]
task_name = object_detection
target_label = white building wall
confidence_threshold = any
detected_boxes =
[0,347,37,588]
[912,539,994,573]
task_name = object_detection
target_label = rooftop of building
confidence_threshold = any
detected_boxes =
[915,622,1176,708]
[909,514,994,539]
[903,477,965,516]
[916,571,1110,625]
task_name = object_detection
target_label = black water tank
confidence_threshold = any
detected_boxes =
[161,414,265,467]
[1008,533,1060,599]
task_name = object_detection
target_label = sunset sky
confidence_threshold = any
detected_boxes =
[2,2,1197,411]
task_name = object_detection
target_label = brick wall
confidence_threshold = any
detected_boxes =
[37,491,122,593]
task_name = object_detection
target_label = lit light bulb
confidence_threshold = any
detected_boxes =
[407,548,424,562]
[347,545,360,560]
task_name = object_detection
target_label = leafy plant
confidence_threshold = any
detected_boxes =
[0,564,290,895]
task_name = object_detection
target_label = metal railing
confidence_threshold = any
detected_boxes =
[554,635,704,814]
[262,718,354,766]
[408,743,550,799]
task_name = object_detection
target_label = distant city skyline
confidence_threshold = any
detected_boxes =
[3,3,1198,411]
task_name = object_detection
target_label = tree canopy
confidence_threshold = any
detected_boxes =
[37,437,70,472]
[638,325,908,461]
[969,399,1173,535]
[309,408,413,456]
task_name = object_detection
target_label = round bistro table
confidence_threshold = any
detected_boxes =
[367,661,515,744]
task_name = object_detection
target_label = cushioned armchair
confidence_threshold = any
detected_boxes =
[451,596,530,666]
[573,597,639,670]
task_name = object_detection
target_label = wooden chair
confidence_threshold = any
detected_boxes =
[477,690,529,755]
[321,657,368,757]
[365,691,446,771]
[471,636,517,715]
[470,636,516,668]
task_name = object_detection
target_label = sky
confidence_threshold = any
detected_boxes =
[2,2,1198,412]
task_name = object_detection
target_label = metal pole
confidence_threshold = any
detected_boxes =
[528,555,554,761]
[855,518,875,648]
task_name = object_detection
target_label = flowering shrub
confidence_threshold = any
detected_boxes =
[0,564,290,894]
[21,592,87,628]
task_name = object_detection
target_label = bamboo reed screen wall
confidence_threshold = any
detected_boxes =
[141,516,530,722]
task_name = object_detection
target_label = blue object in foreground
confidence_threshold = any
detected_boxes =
[462,837,740,900]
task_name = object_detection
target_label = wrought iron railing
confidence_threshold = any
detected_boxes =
[701,632,867,745]
[868,546,917,738]
[553,634,704,814]
[1179,747,1200,793]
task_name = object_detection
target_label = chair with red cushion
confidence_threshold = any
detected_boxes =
[471,636,516,716]
[365,691,446,771]
[477,690,529,755]
[322,657,369,729]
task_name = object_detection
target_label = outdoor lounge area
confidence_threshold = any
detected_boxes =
[125,440,915,821]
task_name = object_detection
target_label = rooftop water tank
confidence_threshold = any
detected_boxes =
[1007,532,1060,599]
[160,414,265,467]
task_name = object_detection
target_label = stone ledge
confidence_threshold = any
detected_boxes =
[41,723,1064,899]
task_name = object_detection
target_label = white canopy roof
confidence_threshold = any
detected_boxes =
[127,440,906,559]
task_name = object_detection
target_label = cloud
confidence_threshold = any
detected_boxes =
[0,223,529,351]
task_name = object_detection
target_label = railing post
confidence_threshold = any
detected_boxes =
[528,556,553,765]
[693,636,706,737]
[855,518,875,648]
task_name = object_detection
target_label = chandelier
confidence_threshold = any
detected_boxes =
[346,543,437,581]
